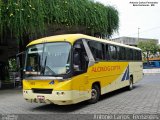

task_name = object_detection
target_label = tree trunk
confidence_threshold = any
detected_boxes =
[146,51,150,66]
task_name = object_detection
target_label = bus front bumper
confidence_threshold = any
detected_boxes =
[23,90,89,105]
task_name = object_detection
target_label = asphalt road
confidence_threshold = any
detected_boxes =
[0,74,160,119]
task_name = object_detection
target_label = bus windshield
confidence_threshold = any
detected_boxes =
[24,42,71,77]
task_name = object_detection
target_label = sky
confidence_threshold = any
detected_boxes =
[95,0,160,43]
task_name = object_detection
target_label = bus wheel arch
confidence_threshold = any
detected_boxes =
[88,82,101,104]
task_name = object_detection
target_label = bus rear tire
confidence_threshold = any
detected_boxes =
[88,85,100,104]
[128,77,133,90]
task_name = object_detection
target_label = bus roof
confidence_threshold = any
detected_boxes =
[27,34,141,50]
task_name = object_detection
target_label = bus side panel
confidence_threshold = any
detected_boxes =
[129,62,143,83]
[86,62,129,95]
[114,61,143,91]
[84,61,142,96]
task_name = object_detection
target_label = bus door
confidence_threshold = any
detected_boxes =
[73,40,90,93]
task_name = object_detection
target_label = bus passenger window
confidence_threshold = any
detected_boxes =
[105,45,110,60]
[121,47,126,60]
[117,46,125,60]
[126,48,130,60]
[109,45,117,60]
[88,41,104,61]
[117,46,121,60]
[129,49,133,60]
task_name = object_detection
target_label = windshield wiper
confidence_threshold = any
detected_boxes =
[42,56,47,75]
[42,56,56,75]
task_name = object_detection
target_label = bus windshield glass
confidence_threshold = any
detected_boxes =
[24,42,71,77]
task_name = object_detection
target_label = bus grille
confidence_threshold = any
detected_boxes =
[32,89,53,94]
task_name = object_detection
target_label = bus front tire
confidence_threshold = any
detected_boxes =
[88,85,100,104]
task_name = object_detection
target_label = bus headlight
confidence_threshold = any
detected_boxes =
[56,92,65,95]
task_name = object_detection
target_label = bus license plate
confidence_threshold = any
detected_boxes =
[37,95,45,101]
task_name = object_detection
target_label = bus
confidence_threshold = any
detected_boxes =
[23,34,143,105]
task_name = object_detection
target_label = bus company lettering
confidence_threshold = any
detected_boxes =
[91,66,121,72]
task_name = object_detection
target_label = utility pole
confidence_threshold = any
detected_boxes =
[138,27,140,41]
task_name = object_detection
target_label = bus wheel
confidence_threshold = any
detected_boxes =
[88,85,100,104]
[128,77,133,90]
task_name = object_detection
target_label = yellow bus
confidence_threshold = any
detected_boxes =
[23,34,143,105]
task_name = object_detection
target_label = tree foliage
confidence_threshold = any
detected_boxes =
[0,0,119,43]
[138,40,159,62]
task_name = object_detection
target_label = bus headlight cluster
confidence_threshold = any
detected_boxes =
[56,92,65,95]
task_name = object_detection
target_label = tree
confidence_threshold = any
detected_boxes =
[138,40,159,65]
[0,0,119,46]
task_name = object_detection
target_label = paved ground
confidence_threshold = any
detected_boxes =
[0,74,160,115]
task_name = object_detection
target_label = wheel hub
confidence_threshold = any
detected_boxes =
[91,89,97,99]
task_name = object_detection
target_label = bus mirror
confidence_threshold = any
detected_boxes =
[74,65,80,71]
[73,65,84,75]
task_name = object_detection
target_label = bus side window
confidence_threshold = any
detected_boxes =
[105,44,110,60]
[130,49,133,60]
[138,51,142,60]
[121,47,126,60]
[133,50,136,60]
[135,50,139,60]
[126,48,130,60]
[117,46,122,60]
[109,45,117,60]
[88,41,105,61]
